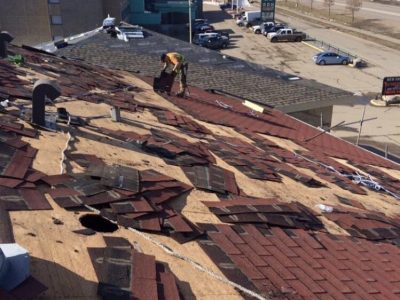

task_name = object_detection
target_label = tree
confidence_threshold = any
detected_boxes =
[310,0,314,11]
[324,0,335,18]
[346,0,363,23]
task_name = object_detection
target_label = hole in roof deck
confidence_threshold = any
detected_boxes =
[79,214,118,233]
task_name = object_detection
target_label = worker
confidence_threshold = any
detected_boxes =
[161,52,188,97]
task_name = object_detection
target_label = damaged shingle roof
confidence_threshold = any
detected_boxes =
[1,40,400,300]
[57,31,354,110]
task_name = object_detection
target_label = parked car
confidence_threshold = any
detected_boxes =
[253,22,275,34]
[220,3,237,10]
[193,24,215,34]
[187,19,208,28]
[203,36,230,50]
[262,24,286,36]
[313,52,351,65]
[193,32,222,45]
[267,28,306,42]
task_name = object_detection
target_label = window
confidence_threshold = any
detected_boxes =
[49,0,60,3]
[51,15,63,25]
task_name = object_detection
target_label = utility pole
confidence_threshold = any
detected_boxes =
[356,105,366,146]
[189,0,192,44]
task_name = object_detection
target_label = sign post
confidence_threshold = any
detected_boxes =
[261,0,276,22]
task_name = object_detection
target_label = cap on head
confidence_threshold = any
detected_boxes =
[160,53,167,62]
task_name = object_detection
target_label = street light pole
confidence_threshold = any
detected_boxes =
[189,0,192,44]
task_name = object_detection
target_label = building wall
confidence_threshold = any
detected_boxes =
[127,0,199,25]
[0,0,127,46]
[49,0,104,39]
[289,105,333,129]
[0,0,52,46]
[103,0,129,22]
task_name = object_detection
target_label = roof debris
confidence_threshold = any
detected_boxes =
[0,38,400,300]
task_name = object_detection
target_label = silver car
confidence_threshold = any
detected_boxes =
[313,52,350,65]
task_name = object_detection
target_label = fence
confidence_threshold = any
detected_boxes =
[304,35,367,66]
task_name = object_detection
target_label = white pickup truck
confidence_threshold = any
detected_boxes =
[267,28,306,42]
[252,22,274,34]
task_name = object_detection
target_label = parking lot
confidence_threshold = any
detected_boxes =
[203,3,400,157]
[203,4,383,94]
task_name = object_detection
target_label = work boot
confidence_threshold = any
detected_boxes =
[176,91,185,98]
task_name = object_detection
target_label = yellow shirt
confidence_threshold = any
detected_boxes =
[165,52,185,67]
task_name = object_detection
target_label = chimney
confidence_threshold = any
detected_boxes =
[0,31,14,59]
[32,80,61,126]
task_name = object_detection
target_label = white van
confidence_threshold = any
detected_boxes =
[236,11,260,26]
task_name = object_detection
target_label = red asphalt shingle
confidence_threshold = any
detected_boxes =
[200,224,400,299]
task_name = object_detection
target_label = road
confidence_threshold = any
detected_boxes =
[301,0,400,19]
[276,12,400,82]
[280,0,400,38]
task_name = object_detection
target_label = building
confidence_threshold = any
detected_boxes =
[0,0,128,46]
[126,0,202,25]
[57,29,355,128]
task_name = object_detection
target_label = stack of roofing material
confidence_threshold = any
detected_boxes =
[209,136,324,187]
[93,126,215,167]
[182,165,241,195]
[202,196,323,230]
[142,129,215,166]
[152,110,212,136]
[88,236,182,300]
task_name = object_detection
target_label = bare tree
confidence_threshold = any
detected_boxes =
[346,0,363,23]
[324,0,335,18]
[310,0,314,11]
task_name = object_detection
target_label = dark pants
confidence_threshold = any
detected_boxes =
[179,63,188,93]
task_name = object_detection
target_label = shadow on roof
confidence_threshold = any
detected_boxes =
[30,256,98,299]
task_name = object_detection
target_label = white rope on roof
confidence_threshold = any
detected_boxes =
[215,100,232,109]
[60,116,72,174]
[294,152,400,199]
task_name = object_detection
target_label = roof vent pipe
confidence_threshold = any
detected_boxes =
[0,31,14,59]
[32,80,61,126]
[0,244,30,291]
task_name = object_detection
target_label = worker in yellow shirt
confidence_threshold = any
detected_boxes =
[161,52,188,97]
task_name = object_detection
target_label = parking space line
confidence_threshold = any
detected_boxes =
[301,41,323,52]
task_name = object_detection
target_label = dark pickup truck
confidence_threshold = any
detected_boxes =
[266,28,306,42]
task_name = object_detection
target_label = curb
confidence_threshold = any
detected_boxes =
[301,41,323,52]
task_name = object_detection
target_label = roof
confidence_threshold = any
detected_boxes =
[56,30,355,112]
[1,41,400,299]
